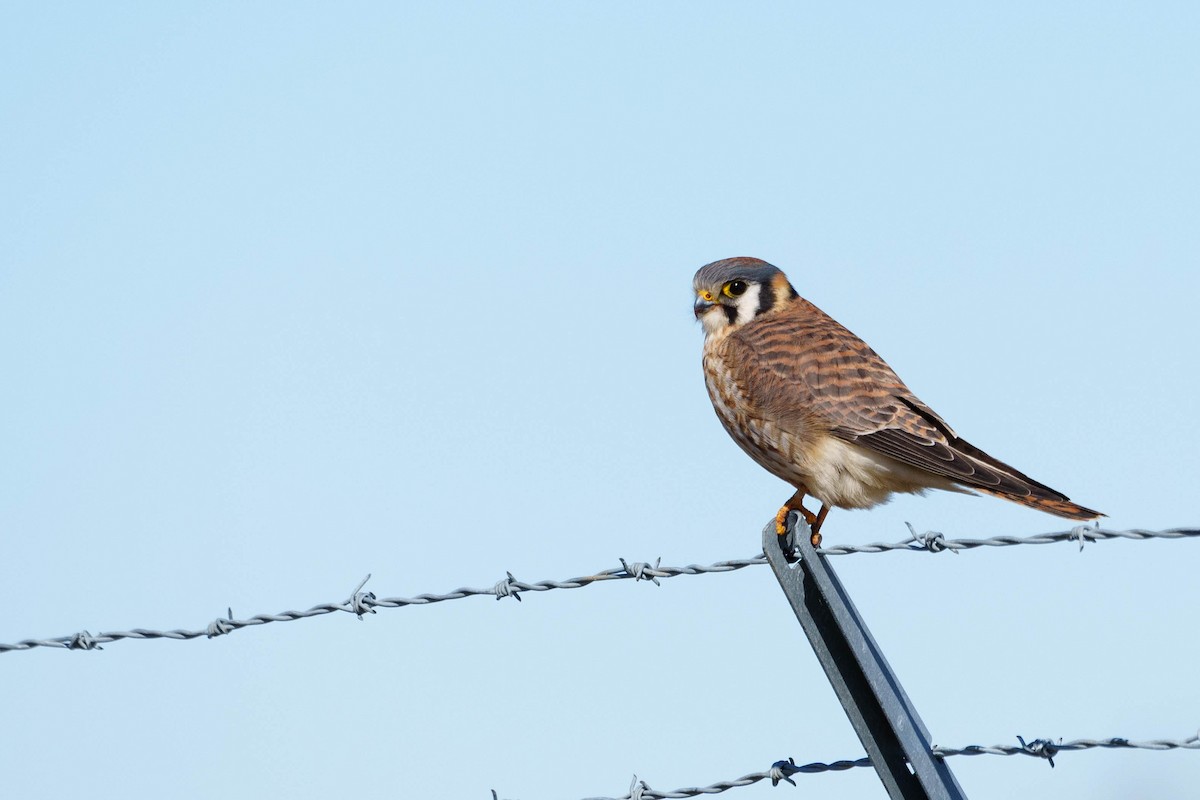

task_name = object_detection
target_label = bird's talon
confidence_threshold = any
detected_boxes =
[774,506,790,536]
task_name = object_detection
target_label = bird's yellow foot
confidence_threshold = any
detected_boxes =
[774,505,818,535]
[808,504,830,548]
[775,494,828,548]
[775,491,823,542]
[774,505,792,537]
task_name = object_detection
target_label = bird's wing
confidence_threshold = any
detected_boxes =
[724,301,1071,501]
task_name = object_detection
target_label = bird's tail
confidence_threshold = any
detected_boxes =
[975,487,1103,521]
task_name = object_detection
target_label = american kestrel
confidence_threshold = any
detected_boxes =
[693,256,1101,545]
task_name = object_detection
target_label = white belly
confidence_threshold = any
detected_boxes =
[802,435,966,509]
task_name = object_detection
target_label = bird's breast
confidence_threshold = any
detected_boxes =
[702,338,817,489]
[702,333,938,509]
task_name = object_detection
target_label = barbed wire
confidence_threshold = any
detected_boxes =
[536,732,1200,800]
[829,523,1200,556]
[935,732,1200,767]
[2,524,1196,654]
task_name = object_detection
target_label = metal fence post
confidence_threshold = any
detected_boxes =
[762,518,969,800]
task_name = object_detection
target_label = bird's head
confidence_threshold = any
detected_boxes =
[693,257,798,337]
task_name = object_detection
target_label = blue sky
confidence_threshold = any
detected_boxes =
[3,4,1198,799]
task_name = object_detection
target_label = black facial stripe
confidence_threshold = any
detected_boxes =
[722,304,738,325]
[756,283,775,316]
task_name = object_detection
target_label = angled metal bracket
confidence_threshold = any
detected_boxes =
[762,517,968,800]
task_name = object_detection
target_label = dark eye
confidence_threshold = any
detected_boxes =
[723,280,748,298]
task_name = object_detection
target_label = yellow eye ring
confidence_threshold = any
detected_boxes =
[723,280,748,298]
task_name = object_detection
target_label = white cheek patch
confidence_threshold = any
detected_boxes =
[700,308,728,336]
[735,283,763,325]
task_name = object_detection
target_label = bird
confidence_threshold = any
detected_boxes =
[693,256,1101,546]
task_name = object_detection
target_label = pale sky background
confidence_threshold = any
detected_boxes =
[3,4,1199,799]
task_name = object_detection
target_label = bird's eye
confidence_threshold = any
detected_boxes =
[723,280,748,298]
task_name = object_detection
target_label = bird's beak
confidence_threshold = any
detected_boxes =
[694,291,716,319]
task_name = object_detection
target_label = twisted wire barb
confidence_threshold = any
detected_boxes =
[565,732,1200,800]
[935,732,1200,765]
[2,526,1196,654]
[575,757,874,800]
